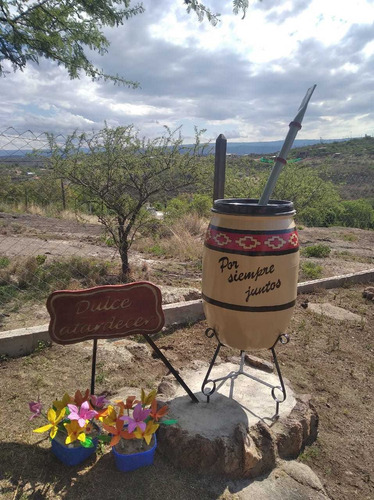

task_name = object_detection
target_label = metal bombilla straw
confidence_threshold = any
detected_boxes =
[258,84,317,206]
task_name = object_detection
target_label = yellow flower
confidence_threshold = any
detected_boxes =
[133,420,159,445]
[64,420,86,445]
[99,405,117,426]
[33,407,66,439]
[141,388,157,407]
[53,392,72,412]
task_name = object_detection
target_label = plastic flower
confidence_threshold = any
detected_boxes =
[115,396,139,417]
[133,420,159,445]
[28,399,42,420]
[90,394,109,409]
[64,420,87,445]
[68,401,98,427]
[33,407,66,439]
[150,399,169,422]
[120,403,150,433]
[73,389,90,406]
[102,419,135,447]
[53,392,72,412]
[141,388,157,407]
[99,405,117,426]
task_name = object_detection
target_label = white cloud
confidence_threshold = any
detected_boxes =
[1,0,374,141]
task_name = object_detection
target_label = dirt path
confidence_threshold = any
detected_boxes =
[1,212,373,274]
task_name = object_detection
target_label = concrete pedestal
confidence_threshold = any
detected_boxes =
[157,361,318,479]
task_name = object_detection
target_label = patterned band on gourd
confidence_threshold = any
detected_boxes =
[204,225,299,256]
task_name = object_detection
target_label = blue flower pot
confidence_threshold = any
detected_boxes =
[112,436,157,472]
[51,437,98,466]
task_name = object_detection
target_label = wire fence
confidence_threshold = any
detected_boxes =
[1,127,373,333]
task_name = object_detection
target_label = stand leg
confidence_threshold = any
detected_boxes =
[270,346,286,419]
[143,334,199,403]
[202,330,289,419]
[270,334,289,419]
[91,339,98,395]
[201,331,223,403]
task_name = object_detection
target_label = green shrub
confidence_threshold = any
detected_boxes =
[36,254,47,266]
[0,256,10,269]
[147,243,166,257]
[301,244,331,258]
[301,262,323,280]
[338,199,374,229]
[165,197,190,221]
[165,194,212,222]
[190,194,211,217]
[341,233,358,242]
[0,283,19,304]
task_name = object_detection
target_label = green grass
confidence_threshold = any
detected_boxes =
[301,262,323,280]
[301,244,331,258]
[147,243,166,257]
[341,233,358,242]
[0,256,10,269]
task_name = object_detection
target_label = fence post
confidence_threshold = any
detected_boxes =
[213,133,227,202]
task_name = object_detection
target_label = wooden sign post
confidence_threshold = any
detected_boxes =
[47,282,198,402]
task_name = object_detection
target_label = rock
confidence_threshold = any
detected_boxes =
[159,286,201,304]
[278,460,325,492]
[157,363,319,479]
[207,460,330,499]
[157,378,179,399]
[111,386,142,402]
[245,354,274,373]
[308,302,366,322]
[363,287,374,301]
[188,359,209,371]
[244,421,277,478]
[76,339,134,364]
[117,339,151,358]
[228,356,241,364]
[272,394,319,459]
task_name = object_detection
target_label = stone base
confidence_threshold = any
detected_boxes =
[157,361,318,479]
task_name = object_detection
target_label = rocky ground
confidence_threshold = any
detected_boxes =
[0,282,373,499]
[0,211,373,499]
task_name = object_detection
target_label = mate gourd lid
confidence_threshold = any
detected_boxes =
[212,198,295,216]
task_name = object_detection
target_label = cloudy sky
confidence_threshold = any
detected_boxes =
[1,0,374,143]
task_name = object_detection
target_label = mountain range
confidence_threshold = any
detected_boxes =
[0,138,350,159]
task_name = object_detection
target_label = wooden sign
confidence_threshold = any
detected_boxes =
[47,282,165,345]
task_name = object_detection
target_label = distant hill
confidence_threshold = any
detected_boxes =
[218,138,350,155]
[227,135,374,202]
[1,137,372,164]
[0,138,351,161]
[288,135,374,157]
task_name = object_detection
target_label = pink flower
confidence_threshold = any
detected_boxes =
[90,394,109,409]
[28,399,42,420]
[68,401,98,427]
[120,403,150,433]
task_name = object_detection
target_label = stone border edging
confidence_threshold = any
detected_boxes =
[297,268,374,293]
[0,299,206,358]
[1,269,373,358]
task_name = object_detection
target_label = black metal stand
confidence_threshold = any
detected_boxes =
[201,328,289,419]
[143,334,199,403]
[91,339,98,395]
[89,335,198,403]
